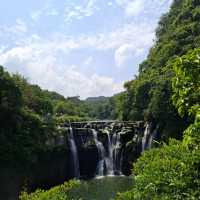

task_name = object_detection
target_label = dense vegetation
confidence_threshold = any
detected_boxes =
[0,66,117,168]
[116,0,200,199]
[19,180,79,200]
[117,46,200,200]
[113,0,200,140]
[20,175,134,200]
[18,47,200,200]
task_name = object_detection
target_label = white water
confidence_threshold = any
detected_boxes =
[148,125,159,149]
[105,130,122,175]
[92,129,123,176]
[92,129,106,176]
[106,130,114,175]
[113,133,122,174]
[142,123,158,152]
[142,124,151,152]
[69,127,80,178]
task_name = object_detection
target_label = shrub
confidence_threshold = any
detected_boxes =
[19,180,80,200]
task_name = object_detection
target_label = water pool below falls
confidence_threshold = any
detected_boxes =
[68,176,134,200]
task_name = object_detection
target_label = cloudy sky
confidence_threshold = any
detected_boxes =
[0,0,172,99]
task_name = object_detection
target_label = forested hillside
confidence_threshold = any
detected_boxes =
[0,66,116,167]
[115,0,200,199]
[114,0,200,140]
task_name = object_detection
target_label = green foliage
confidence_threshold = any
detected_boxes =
[84,96,116,120]
[68,176,134,200]
[54,101,78,116]
[0,66,89,167]
[116,0,200,139]
[0,65,117,169]
[55,114,91,124]
[117,1,200,198]
[117,45,200,200]
[19,180,80,200]
[109,93,127,120]
[0,108,47,165]
[0,66,22,113]
[172,48,200,147]
[172,48,200,117]
[117,140,200,200]
[20,177,133,200]
[12,74,53,116]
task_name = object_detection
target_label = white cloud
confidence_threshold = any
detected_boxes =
[116,0,144,17]
[0,40,123,99]
[53,22,153,53]
[30,1,59,22]
[114,45,144,67]
[47,9,59,16]
[115,44,134,67]
[0,18,27,36]
[108,2,113,6]
[0,0,173,98]
[15,19,27,33]
[0,45,7,54]
[125,0,144,16]
[116,0,173,17]
[135,48,144,57]
[0,10,156,98]
[31,8,58,20]
[17,21,154,55]
[84,56,93,66]
[64,0,99,23]
[0,20,155,97]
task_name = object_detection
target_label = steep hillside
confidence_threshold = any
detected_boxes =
[117,0,200,140]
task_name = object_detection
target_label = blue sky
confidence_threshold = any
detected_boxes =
[0,0,172,99]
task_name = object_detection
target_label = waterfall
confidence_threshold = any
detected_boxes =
[142,123,158,152]
[142,123,151,152]
[105,129,122,176]
[66,121,146,179]
[106,130,114,175]
[68,127,80,178]
[148,125,159,149]
[92,128,123,177]
[92,129,106,176]
[113,133,122,174]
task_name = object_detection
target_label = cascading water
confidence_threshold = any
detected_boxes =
[92,129,106,176]
[148,125,159,149]
[105,129,122,176]
[68,127,80,178]
[142,123,151,152]
[113,133,122,175]
[92,128,123,177]
[67,121,144,179]
[106,130,114,175]
[142,123,159,152]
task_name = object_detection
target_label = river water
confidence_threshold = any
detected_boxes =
[68,176,134,200]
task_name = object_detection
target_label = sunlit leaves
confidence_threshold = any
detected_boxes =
[172,48,200,117]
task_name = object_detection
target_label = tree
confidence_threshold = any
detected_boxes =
[172,48,200,118]
[0,66,22,114]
